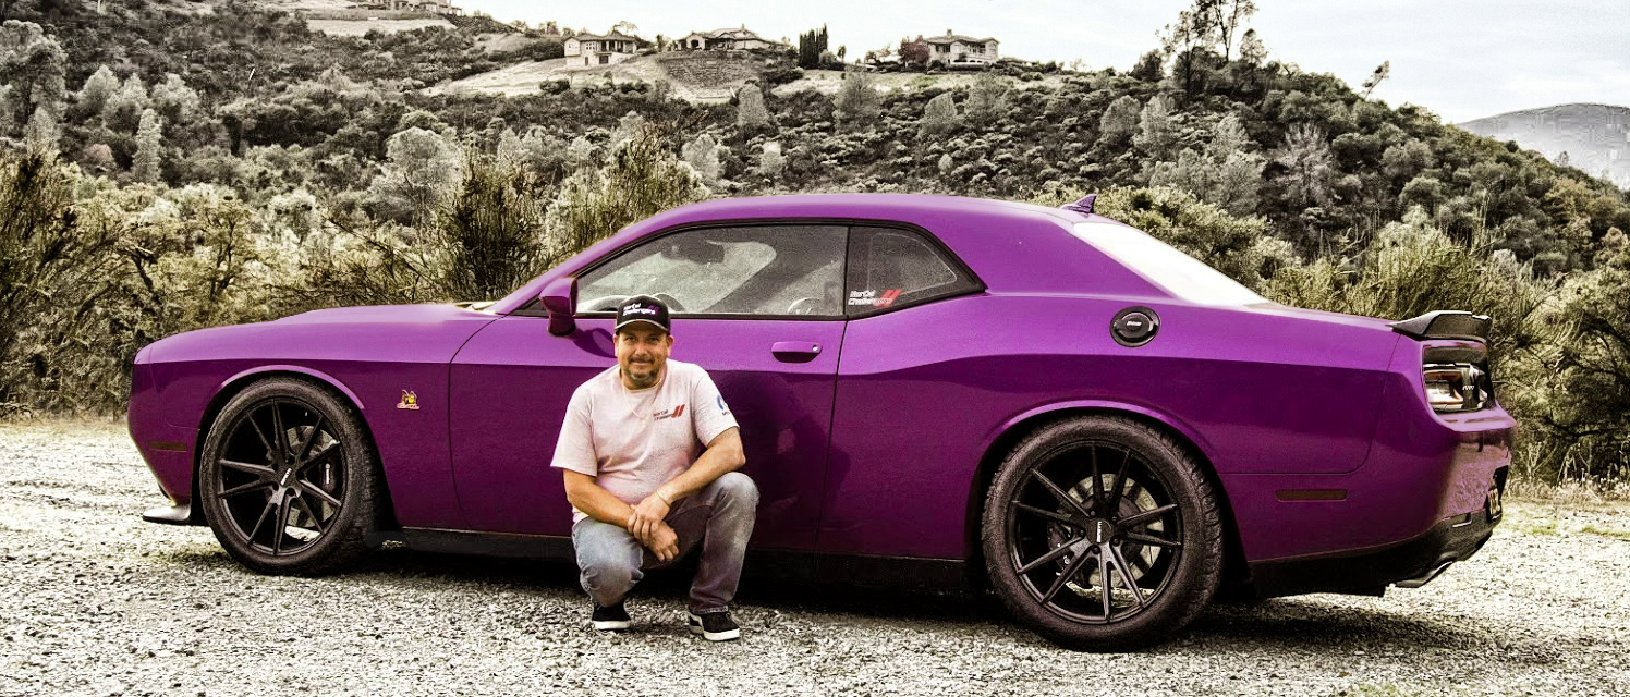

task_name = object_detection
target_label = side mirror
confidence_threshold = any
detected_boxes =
[539,277,577,336]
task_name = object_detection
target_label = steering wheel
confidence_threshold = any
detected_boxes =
[786,297,823,315]
[653,293,686,312]
[580,294,629,312]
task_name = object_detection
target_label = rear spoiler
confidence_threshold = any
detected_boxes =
[1389,310,1491,342]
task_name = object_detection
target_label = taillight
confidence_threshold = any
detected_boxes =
[1423,362,1488,412]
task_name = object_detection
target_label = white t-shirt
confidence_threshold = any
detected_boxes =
[550,359,739,523]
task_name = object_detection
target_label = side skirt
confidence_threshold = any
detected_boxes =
[384,527,970,592]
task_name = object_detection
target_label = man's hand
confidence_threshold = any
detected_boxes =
[644,522,680,563]
[627,492,671,543]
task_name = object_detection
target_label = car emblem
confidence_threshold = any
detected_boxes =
[397,390,420,410]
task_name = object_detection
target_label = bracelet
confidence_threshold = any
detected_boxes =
[654,491,672,506]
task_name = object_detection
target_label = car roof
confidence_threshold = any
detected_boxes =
[492,194,1152,314]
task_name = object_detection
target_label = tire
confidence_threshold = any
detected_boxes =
[981,416,1223,651]
[197,377,382,576]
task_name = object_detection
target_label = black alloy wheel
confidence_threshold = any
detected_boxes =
[983,416,1223,651]
[198,378,382,575]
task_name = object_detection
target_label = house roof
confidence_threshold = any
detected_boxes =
[568,31,641,42]
[685,27,766,41]
[925,34,998,45]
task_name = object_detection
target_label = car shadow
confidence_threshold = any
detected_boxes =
[157,548,1497,653]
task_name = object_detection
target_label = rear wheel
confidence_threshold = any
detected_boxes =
[198,378,381,575]
[982,416,1223,651]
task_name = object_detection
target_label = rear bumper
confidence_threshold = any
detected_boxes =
[1248,494,1503,598]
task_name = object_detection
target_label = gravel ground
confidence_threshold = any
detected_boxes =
[2,420,1627,697]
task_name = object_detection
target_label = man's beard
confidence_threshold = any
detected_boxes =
[623,362,659,390]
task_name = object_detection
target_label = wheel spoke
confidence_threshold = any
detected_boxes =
[1121,504,1178,528]
[219,480,273,499]
[299,480,342,508]
[1125,547,1153,574]
[1013,501,1078,526]
[1108,449,1132,508]
[1123,532,1181,549]
[1089,446,1103,513]
[248,412,280,467]
[219,459,275,479]
[1017,536,1085,574]
[1040,544,1095,603]
[294,414,326,464]
[295,496,326,535]
[1033,472,1094,519]
[246,492,279,542]
[270,402,289,464]
[1110,544,1146,610]
[297,444,339,475]
[271,495,293,555]
[1097,543,1113,617]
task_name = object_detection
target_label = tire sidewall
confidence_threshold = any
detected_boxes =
[981,417,1222,651]
[198,378,376,575]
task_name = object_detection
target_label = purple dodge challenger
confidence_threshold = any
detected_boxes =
[129,194,1512,650]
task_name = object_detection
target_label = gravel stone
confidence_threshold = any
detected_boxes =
[1,421,1627,696]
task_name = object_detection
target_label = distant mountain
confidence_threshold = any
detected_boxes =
[1458,103,1630,187]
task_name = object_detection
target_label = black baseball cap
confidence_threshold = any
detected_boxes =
[615,295,671,334]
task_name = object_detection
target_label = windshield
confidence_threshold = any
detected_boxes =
[1070,221,1269,307]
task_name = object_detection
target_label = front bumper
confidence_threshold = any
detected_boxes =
[1247,475,1504,598]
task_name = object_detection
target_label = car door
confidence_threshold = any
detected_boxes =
[448,224,848,551]
[818,226,989,558]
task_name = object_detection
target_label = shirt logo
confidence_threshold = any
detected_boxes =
[716,393,730,416]
[654,404,686,419]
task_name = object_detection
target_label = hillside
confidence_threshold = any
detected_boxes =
[1459,103,1630,187]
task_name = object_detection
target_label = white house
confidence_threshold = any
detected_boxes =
[925,30,999,67]
[564,30,642,66]
[677,27,773,51]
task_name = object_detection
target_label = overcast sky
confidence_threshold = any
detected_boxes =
[457,0,1630,123]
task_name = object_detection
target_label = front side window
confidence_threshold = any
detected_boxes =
[844,227,980,315]
[577,225,847,317]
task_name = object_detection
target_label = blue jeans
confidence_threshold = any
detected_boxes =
[571,472,758,614]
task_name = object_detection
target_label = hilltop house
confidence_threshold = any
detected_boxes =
[564,30,642,66]
[925,30,998,67]
[677,27,774,51]
[374,0,463,14]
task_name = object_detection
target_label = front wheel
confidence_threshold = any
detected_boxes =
[982,416,1223,651]
[197,378,383,576]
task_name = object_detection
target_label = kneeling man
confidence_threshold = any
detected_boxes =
[551,295,758,641]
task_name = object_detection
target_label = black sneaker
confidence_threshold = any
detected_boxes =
[591,602,631,631]
[687,610,740,641]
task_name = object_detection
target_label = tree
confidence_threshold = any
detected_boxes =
[1159,1,1223,94]
[1132,95,1180,159]
[736,83,769,129]
[100,74,149,133]
[434,154,550,301]
[920,92,959,136]
[1149,115,1264,216]
[1555,151,1571,169]
[1213,0,1258,59]
[1097,95,1141,146]
[151,73,201,125]
[1360,61,1391,98]
[368,127,464,224]
[0,85,13,136]
[758,142,786,180]
[899,35,929,66]
[965,72,1009,125]
[681,133,722,187]
[75,64,119,120]
[798,25,829,70]
[542,125,709,269]
[132,108,163,183]
[1238,28,1267,64]
[1129,50,1165,82]
[22,105,58,155]
[834,71,882,128]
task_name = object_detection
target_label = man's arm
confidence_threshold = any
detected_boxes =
[626,427,744,542]
[563,470,680,561]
